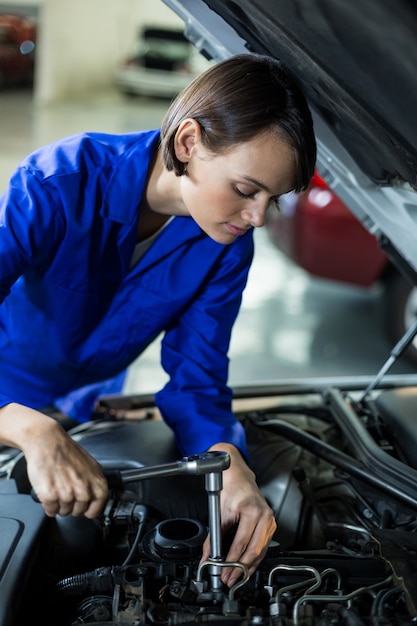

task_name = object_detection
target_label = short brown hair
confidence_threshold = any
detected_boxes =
[160,53,316,192]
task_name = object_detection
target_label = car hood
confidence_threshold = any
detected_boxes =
[163,0,417,280]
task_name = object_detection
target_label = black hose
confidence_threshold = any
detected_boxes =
[56,566,113,595]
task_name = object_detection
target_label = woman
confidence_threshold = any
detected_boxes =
[0,54,316,587]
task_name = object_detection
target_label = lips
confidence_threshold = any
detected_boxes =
[226,223,249,236]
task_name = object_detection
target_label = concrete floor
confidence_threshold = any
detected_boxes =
[0,87,414,398]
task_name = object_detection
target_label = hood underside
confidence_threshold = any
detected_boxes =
[163,0,417,279]
[202,0,417,190]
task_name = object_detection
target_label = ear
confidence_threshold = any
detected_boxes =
[173,118,202,164]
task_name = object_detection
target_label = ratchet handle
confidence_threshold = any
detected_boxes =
[31,452,230,503]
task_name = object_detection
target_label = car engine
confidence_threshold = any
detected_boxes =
[1,382,417,625]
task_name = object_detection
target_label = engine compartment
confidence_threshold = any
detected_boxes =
[2,383,417,625]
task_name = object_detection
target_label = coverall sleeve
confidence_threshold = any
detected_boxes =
[0,166,64,300]
[0,166,65,407]
[155,233,254,459]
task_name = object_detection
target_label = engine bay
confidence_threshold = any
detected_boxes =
[1,382,417,625]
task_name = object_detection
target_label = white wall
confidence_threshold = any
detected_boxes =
[1,0,183,102]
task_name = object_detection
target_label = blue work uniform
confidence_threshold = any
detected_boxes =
[0,129,254,457]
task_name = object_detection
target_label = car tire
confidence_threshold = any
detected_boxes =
[384,268,417,363]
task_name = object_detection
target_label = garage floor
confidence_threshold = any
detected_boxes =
[0,87,415,397]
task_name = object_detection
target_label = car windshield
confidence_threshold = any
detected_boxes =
[144,38,190,62]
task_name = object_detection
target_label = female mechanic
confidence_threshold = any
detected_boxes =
[0,53,316,587]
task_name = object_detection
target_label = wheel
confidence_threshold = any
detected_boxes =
[384,268,417,363]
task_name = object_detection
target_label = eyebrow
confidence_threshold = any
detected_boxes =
[240,174,294,197]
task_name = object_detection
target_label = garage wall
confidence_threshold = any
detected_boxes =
[1,0,183,102]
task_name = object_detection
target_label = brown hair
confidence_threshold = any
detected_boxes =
[160,53,316,192]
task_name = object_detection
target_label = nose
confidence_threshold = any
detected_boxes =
[241,202,268,228]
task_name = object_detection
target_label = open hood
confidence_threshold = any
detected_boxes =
[163,0,417,281]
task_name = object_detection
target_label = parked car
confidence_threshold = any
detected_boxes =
[266,171,417,362]
[115,26,212,98]
[0,13,36,88]
[3,2,417,625]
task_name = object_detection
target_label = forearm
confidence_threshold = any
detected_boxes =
[0,402,63,451]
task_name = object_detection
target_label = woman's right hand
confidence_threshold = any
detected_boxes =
[0,403,108,518]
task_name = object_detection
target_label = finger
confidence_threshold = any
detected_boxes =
[71,499,91,517]
[223,541,273,587]
[59,500,78,516]
[200,521,252,586]
[84,496,106,519]
[66,477,107,519]
[222,516,276,586]
[224,512,256,562]
[83,482,108,519]
[40,487,80,517]
[43,492,104,519]
[42,500,61,518]
[36,485,68,517]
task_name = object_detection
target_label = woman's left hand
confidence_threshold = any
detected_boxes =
[201,442,277,587]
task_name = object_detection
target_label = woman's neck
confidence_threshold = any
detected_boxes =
[145,148,185,216]
[137,148,185,242]
[136,201,171,242]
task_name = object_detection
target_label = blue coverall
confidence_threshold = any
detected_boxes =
[0,129,254,457]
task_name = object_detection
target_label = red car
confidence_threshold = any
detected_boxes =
[0,13,36,87]
[266,171,417,362]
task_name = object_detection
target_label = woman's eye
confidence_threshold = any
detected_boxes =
[235,187,255,199]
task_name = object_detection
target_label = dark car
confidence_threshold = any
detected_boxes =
[267,170,417,362]
[0,13,36,88]
[2,2,417,625]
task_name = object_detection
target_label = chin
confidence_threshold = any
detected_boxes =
[211,234,235,245]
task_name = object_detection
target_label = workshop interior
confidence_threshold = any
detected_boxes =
[1,1,417,624]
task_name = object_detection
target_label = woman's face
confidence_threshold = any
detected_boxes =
[177,125,296,245]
